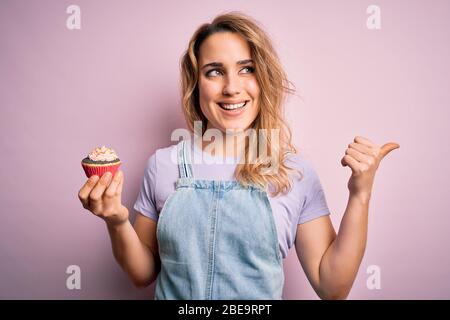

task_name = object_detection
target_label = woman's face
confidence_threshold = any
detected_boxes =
[197,32,260,133]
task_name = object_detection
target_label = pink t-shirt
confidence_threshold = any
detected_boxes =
[133,141,331,258]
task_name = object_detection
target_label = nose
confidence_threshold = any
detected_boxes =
[222,73,241,96]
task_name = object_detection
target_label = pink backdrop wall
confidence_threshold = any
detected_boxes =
[1,0,449,299]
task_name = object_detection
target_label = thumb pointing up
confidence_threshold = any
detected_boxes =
[379,142,400,160]
[340,136,400,197]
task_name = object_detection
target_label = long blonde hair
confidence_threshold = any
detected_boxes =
[180,11,301,196]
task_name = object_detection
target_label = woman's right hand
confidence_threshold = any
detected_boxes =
[78,171,129,227]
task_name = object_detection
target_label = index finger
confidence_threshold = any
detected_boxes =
[105,171,123,197]
[354,136,377,148]
[78,175,100,201]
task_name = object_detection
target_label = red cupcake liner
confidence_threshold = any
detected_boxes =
[81,162,121,178]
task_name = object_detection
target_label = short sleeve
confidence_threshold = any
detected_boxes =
[133,154,159,221]
[297,162,331,224]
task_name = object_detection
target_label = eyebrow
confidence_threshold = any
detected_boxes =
[201,59,254,70]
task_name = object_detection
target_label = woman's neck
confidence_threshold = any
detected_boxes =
[195,124,247,159]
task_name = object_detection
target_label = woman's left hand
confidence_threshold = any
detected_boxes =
[341,136,400,200]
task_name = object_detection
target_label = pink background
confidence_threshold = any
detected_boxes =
[1,0,449,299]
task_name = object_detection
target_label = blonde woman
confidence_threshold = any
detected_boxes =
[78,12,399,300]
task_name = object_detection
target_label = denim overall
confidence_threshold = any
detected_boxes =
[154,140,284,299]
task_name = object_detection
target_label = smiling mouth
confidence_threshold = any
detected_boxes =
[217,100,249,111]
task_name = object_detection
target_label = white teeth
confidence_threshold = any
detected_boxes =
[219,101,247,110]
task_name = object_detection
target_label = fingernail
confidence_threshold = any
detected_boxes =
[104,172,111,179]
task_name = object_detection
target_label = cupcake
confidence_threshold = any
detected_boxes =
[81,145,121,178]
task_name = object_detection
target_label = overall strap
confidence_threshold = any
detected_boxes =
[177,140,194,179]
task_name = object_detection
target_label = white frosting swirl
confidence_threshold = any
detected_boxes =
[88,145,119,161]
